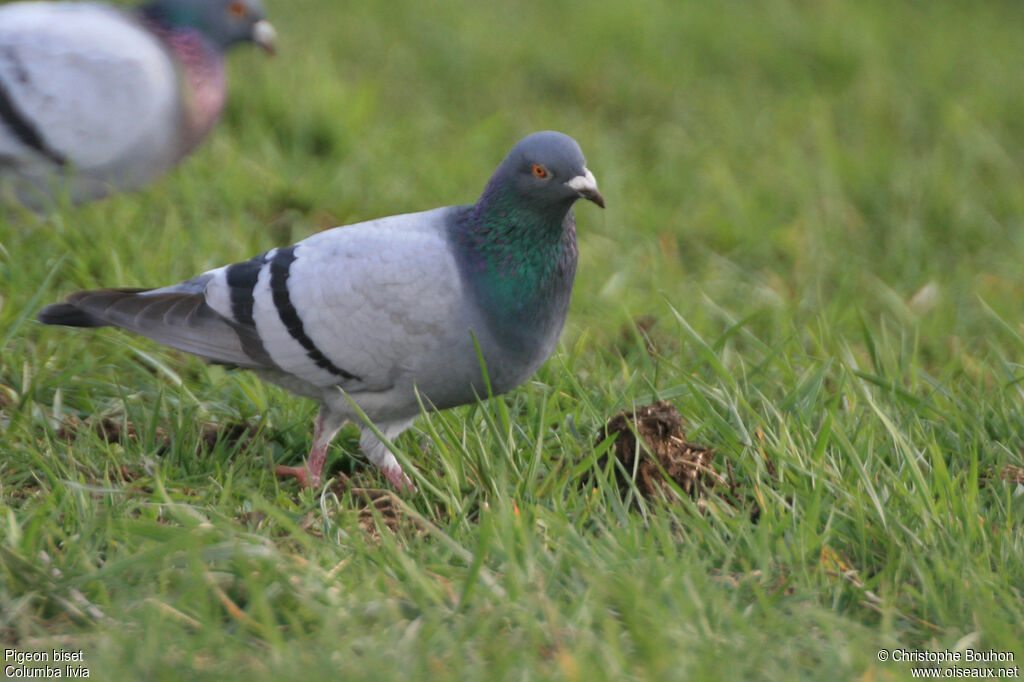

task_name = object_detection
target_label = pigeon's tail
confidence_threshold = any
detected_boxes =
[37,301,113,327]
[37,288,266,369]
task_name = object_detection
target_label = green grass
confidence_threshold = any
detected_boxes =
[3,0,1024,679]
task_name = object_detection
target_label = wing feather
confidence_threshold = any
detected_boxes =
[239,207,471,389]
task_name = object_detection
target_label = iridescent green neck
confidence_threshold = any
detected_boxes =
[141,2,200,31]
[452,184,578,352]
[467,184,574,294]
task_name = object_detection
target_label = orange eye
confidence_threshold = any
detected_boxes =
[531,164,549,179]
[228,0,247,17]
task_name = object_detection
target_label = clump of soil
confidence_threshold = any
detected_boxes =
[356,491,403,540]
[1000,464,1024,486]
[981,464,1024,489]
[594,400,757,518]
[57,416,257,454]
[324,476,417,541]
[57,416,157,444]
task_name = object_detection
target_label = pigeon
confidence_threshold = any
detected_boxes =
[0,0,275,208]
[38,131,604,490]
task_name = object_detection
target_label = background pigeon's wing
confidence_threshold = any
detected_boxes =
[204,207,471,391]
[0,3,178,170]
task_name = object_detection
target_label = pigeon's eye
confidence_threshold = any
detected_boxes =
[227,0,247,17]
[531,164,549,179]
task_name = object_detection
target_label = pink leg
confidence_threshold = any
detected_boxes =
[360,418,417,492]
[275,408,342,489]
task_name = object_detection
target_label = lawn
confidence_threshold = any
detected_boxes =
[2,0,1024,679]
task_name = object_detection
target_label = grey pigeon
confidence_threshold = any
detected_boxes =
[38,131,604,490]
[0,0,275,208]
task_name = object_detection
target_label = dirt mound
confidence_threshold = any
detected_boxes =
[595,400,760,518]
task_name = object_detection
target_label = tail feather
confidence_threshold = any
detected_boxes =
[37,301,113,327]
[38,288,267,369]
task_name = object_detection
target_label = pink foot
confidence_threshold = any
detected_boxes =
[275,464,320,489]
[385,466,416,493]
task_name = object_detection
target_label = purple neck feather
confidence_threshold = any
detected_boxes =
[144,18,227,154]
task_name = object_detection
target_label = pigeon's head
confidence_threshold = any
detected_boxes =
[144,0,276,54]
[495,131,605,213]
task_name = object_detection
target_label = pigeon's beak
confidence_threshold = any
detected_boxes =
[252,20,277,55]
[566,168,605,209]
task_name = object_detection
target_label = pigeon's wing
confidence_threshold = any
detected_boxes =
[39,207,471,386]
[202,207,470,391]
[0,3,178,170]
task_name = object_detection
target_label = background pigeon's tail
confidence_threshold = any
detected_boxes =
[36,288,263,368]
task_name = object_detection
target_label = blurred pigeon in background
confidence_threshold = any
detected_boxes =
[0,0,275,208]
[38,131,604,490]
